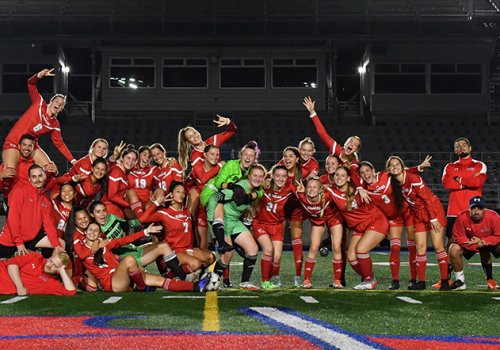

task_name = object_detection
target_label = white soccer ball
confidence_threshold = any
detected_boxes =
[203,272,221,291]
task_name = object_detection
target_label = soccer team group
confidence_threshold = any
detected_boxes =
[0,68,499,297]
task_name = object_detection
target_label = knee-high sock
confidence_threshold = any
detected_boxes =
[349,258,362,276]
[333,259,343,280]
[129,267,146,290]
[304,257,316,281]
[390,238,401,281]
[407,240,417,280]
[130,201,144,217]
[436,250,449,280]
[241,254,257,283]
[272,261,280,278]
[212,219,226,247]
[261,254,273,282]
[483,263,493,280]
[356,252,373,281]
[162,278,195,292]
[213,259,228,277]
[164,252,187,280]
[416,254,427,282]
[223,265,230,280]
[292,239,303,277]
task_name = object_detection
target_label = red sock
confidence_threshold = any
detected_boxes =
[271,261,280,278]
[182,264,193,274]
[163,278,194,291]
[390,238,401,281]
[223,265,230,280]
[261,254,273,282]
[292,239,303,277]
[356,252,373,280]
[416,254,427,282]
[304,257,316,281]
[129,268,146,290]
[130,201,144,217]
[333,259,343,280]
[436,250,449,280]
[407,240,417,280]
[349,259,362,276]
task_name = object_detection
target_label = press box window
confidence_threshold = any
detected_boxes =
[163,58,208,88]
[272,58,318,88]
[220,58,265,88]
[109,58,155,88]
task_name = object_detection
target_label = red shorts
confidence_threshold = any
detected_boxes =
[352,212,389,236]
[402,205,414,227]
[388,215,404,228]
[324,207,343,229]
[101,274,114,292]
[104,202,125,219]
[411,197,447,233]
[252,221,284,242]
[135,190,151,206]
[197,205,208,228]
[285,196,304,222]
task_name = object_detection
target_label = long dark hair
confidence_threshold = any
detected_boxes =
[64,206,88,253]
[385,156,405,215]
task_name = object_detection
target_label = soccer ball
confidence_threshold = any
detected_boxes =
[319,247,329,257]
[203,272,221,291]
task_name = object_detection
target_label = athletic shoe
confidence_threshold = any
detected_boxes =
[198,274,211,292]
[353,279,377,290]
[388,280,400,290]
[294,276,302,288]
[270,275,282,287]
[439,279,451,291]
[303,279,313,289]
[223,279,233,288]
[408,281,426,290]
[261,281,278,289]
[239,282,260,290]
[408,279,417,289]
[328,280,344,289]
[432,279,451,289]
[449,280,466,291]
[487,279,499,289]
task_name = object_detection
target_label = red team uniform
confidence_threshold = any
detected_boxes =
[442,157,487,217]
[155,162,183,193]
[3,75,74,162]
[101,165,131,218]
[0,253,76,296]
[144,206,194,252]
[128,165,158,205]
[452,209,500,253]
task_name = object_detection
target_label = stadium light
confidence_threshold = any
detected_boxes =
[129,83,138,89]
[62,65,70,73]
[358,66,366,74]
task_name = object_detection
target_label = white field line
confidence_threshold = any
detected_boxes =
[300,296,319,304]
[162,295,259,299]
[102,296,122,304]
[1,296,28,304]
[397,296,422,304]
[492,297,500,301]
[467,263,500,267]
[373,262,437,267]
[249,307,378,350]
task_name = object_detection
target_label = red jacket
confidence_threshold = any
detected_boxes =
[452,209,500,250]
[0,182,60,248]
[442,157,487,217]
[4,75,74,162]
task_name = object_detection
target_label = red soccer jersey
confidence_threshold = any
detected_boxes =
[78,230,147,292]
[254,184,293,225]
[128,165,158,203]
[190,120,237,176]
[0,253,76,296]
[319,173,334,188]
[144,206,193,252]
[277,157,319,181]
[452,209,500,251]
[51,198,71,239]
[4,75,74,162]
[189,163,222,193]
[0,182,60,248]
[154,163,183,192]
[290,183,335,226]
[68,154,93,177]
[400,172,442,221]
[442,157,487,217]
[102,165,130,213]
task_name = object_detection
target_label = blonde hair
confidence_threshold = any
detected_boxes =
[59,252,71,267]
[298,136,316,151]
[177,126,197,169]
[336,166,356,211]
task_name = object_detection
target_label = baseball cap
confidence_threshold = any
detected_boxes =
[469,196,485,209]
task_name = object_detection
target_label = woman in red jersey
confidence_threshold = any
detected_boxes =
[292,177,343,289]
[51,182,77,240]
[252,165,293,288]
[330,166,389,290]
[387,156,449,290]
[143,182,215,274]
[150,143,183,196]
[178,115,236,214]
[77,222,210,293]
[303,96,361,167]
[102,146,138,219]
[2,68,75,175]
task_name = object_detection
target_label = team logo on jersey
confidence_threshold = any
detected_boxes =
[467,167,475,171]
[33,123,43,132]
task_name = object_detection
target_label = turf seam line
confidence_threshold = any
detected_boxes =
[300,296,319,304]
[0,296,28,304]
[396,296,422,304]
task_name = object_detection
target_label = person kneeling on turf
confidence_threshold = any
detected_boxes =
[449,196,500,290]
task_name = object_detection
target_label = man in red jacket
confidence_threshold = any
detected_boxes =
[442,137,487,238]
[449,197,500,290]
[0,164,64,258]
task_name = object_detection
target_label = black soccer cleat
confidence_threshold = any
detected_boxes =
[439,279,452,291]
[389,280,400,290]
[449,280,467,291]
[408,281,426,290]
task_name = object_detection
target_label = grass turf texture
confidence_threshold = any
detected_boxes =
[1,251,499,338]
